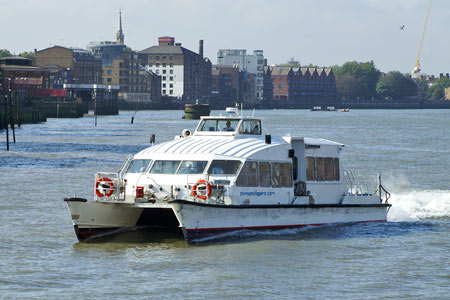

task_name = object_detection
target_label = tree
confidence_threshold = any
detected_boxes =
[376,71,417,100]
[20,51,35,58]
[427,77,450,100]
[416,79,429,100]
[334,61,381,99]
[0,49,12,58]
[335,74,362,100]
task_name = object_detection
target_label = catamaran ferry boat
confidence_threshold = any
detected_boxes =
[65,111,391,243]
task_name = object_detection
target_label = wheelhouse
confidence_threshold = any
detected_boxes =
[194,117,262,136]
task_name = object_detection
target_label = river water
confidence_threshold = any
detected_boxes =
[0,109,449,299]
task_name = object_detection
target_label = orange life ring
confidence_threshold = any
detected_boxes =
[192,179,212,200]
[95,176,115,197]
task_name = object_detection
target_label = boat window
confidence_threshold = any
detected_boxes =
[306,157,316,180]
[236,161,258,187]
[126,159,152,173]
[324,158,335,181]
[149,160,181,174]
[207,160,241,175]
[316,158,325,181]
[307,157,340,181]
[271,162,293,187]
[317,157,335,181]
[334,158,340,181]
[259,162,271,187]
[177,160,208,174]
[197,119,239,132]
[238,120,261,135]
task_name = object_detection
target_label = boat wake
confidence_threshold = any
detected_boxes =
[388,190,450,221]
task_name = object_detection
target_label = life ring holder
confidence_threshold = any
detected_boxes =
[192,179,212,201]
[95,176,115,198]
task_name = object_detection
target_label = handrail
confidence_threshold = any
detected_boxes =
[344,170,380,196]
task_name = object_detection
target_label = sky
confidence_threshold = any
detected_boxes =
[1,0,448,76]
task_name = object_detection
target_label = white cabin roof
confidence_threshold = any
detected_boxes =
[134,116,343,160]
[136,136,284,160]
[135,136,343,161]
[303,137,344,147]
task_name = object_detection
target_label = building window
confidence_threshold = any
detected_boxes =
[163,70,166,74]
[107,78,112,83]
[155,70,159,74]
[169,83,173,88]
[107,70,112,75]
[162,89,166,94]
[156,63,160,67]
[162,56,166,60]
[163,63,166,67]
[169,90,173,95]
[149,56,153,60]
[170,56,173,60]
[163,76,166,81]
[279,83,283,89]
[170,63,173,67]
[163,83,166,88]
[156,56,160,60]
[169,76,173,81]
[170,70,173,74]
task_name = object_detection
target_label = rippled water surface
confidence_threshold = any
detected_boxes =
[1,109,449,299]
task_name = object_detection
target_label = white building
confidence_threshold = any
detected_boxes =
[217,49,265,100]
[139,37,211,101]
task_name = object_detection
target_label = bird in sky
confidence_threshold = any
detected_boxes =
[400,25,405,30]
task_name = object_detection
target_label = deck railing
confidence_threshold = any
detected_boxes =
[344,170,379,196]
[344,170,391,204]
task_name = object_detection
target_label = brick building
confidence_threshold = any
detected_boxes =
[87,12,161,103]
[33,46,102,84]
[138,37,211,102]
[0,56,50,97]
[264,66,338,106]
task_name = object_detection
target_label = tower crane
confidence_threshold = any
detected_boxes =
[412,0,432,78]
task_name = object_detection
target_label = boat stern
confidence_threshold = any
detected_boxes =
[64,197,143,241]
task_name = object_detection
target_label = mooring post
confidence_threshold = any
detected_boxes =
[11,92,16,143]
[4,95,10,151]
[94,89,97,127]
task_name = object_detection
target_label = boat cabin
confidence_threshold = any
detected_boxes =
[97,116,348,207]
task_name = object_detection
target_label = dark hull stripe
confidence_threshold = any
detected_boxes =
[75,225,124,242]
[170,199,391,209]
[184,219,387,242]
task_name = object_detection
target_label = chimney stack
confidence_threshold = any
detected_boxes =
[199,40,204,57]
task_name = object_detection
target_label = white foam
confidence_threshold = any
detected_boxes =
[388,190,450,221]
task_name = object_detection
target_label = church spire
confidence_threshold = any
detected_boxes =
[116,10,125,45]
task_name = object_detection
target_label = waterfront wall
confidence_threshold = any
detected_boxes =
[41,98,88,118]
[0,99,46,130]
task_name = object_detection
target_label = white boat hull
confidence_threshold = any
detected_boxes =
[170,200,391,243]
[65,197,390,243]
[64,198,144,241]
